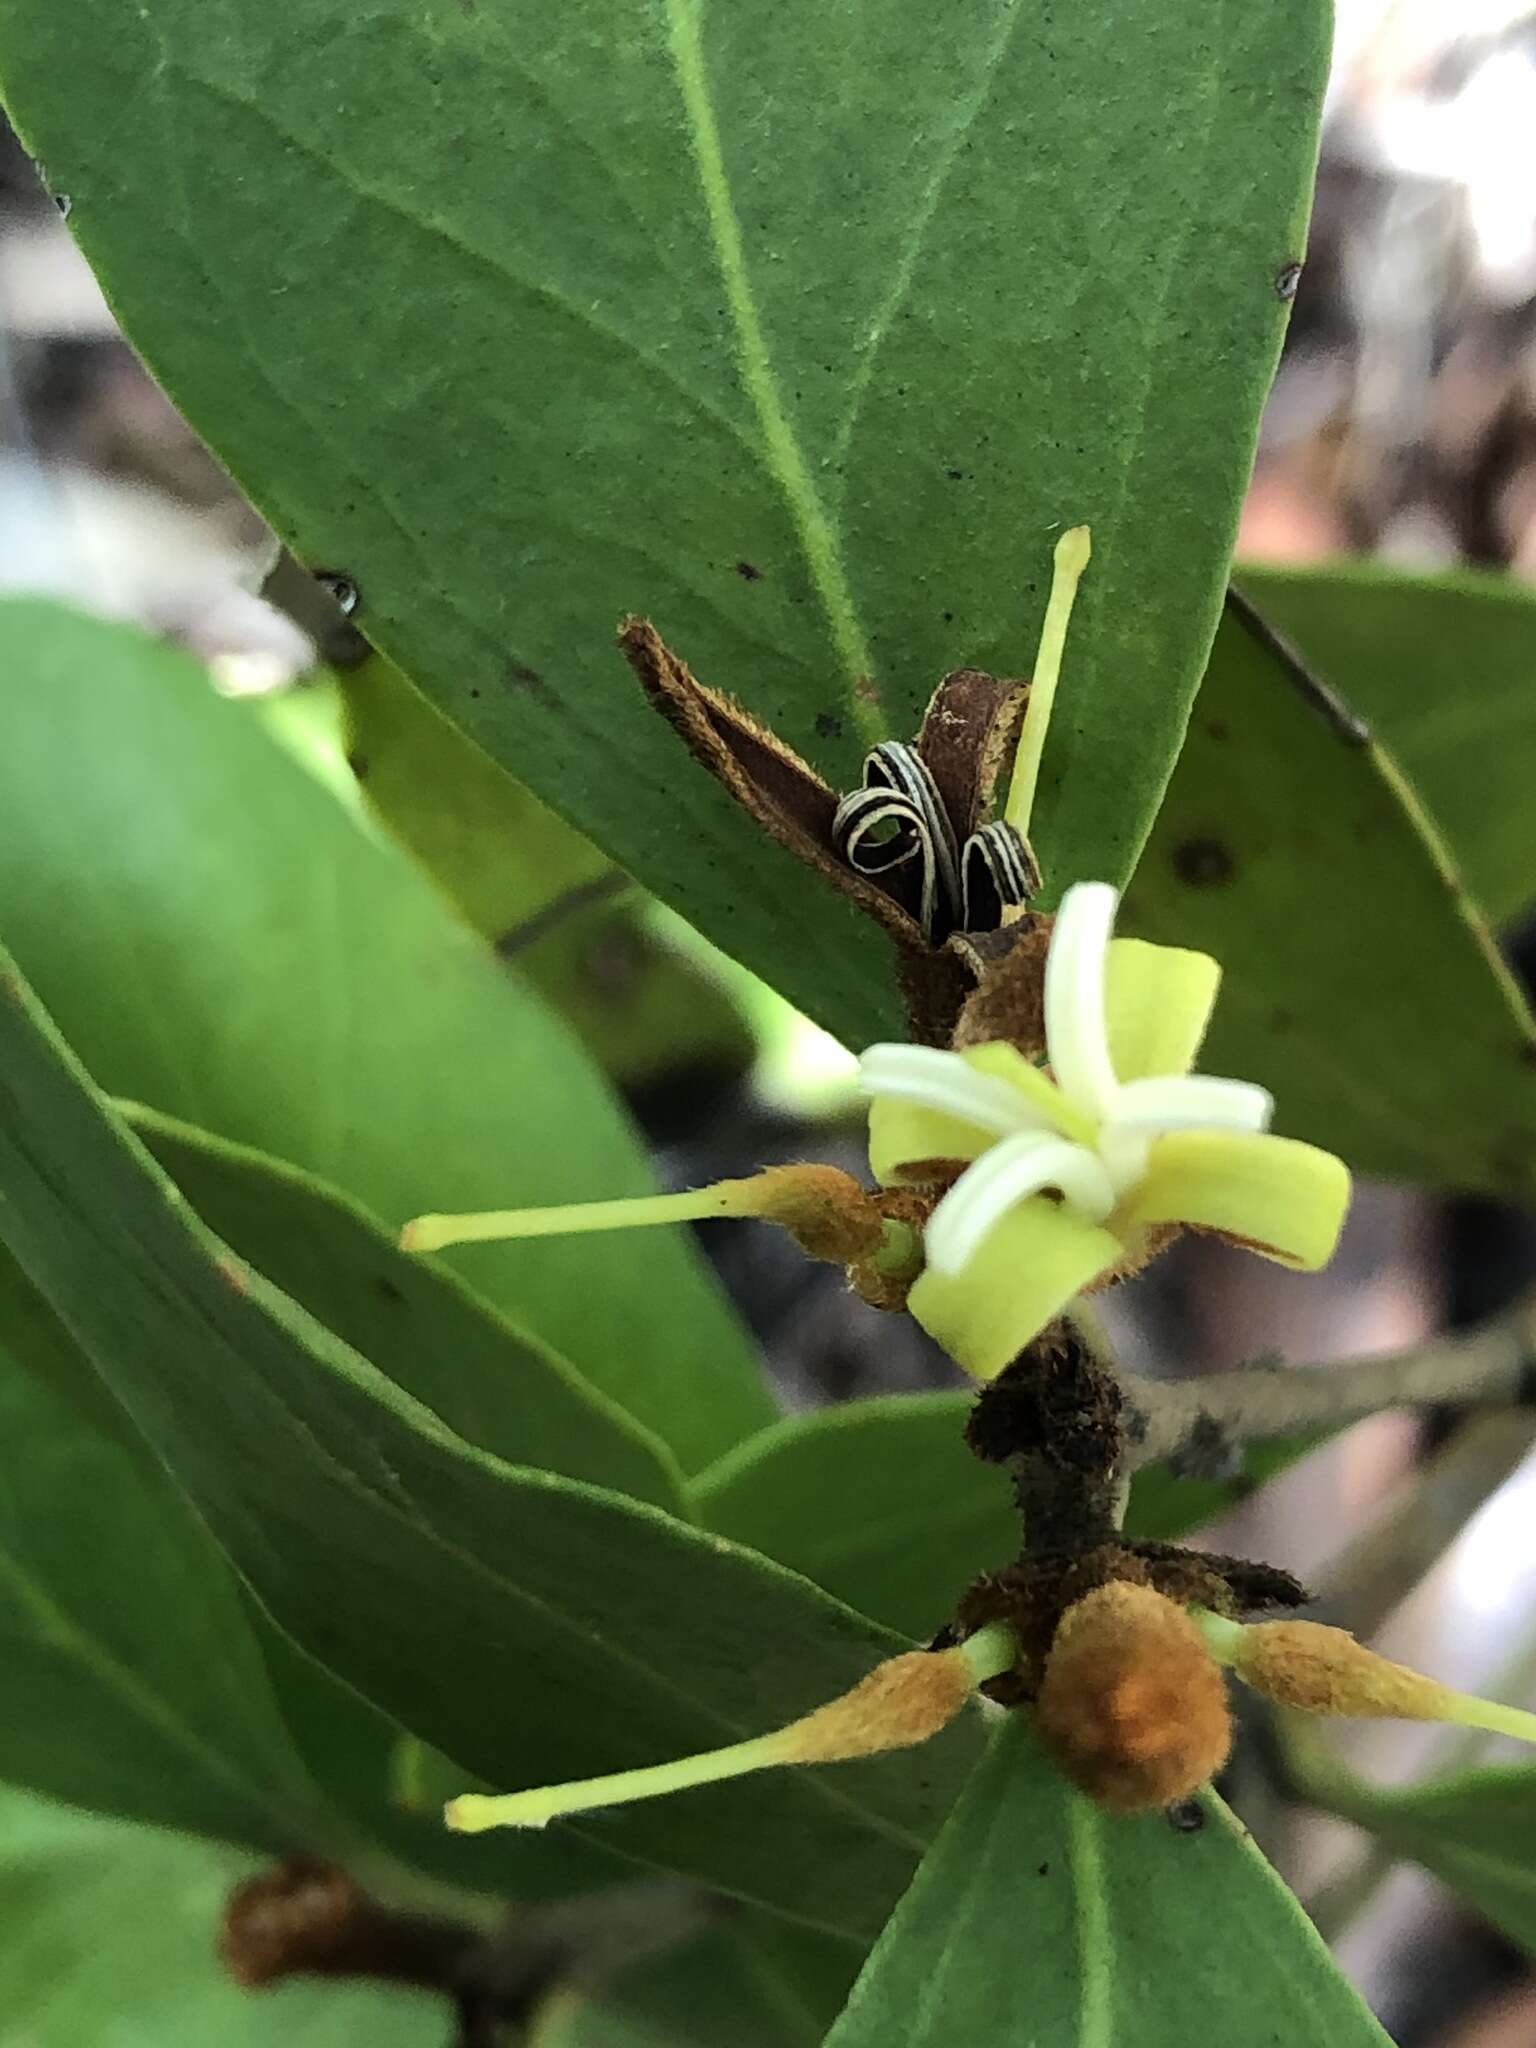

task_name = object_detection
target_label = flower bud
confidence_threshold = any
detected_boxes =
[1035,1582,1232,1812]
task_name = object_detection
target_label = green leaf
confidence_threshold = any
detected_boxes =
[0,953,979,1940]
[1124,596,1536,1196]
[341,659,754,1088]
[129,1105,684,1510]
[0,0,1326,1037]
[531,1921,858,2048]
[0,599,766,1470]
[694,1392,1324,1640]
[342,657,615,943]
[0,1782,442,2048]
[822,1718,1392,2048]
[1238,560,1536,922]
[0,1252,328,1851]
[1323,1764,1536,1955]
[0,1233,611,1896]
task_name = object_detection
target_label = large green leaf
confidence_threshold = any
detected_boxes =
[0,953,980,1941]
[531,1921,857,2048]
[0,1783,441,2048]
[822,1718,1392,2048]
[130,1106,683,1509]
[1325,1764,1536,1955]
[0,1254,328,1852]
[0,1232,613,1899]
[340,660,753,1087]
[693,1392,1324,1641]
[0,599,765,1470]
[0,0,1326,1038]
[1124,597,1536,1195]
[1238,561,1536,922]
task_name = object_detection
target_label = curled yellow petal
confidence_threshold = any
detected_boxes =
[907,1194,1120,1380]
[1115,1129,1350,1270]
[867,1043,1087,1185]
[1104,937,1220,1083]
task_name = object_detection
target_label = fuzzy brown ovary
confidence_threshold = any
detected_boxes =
[1034,1583,1232,1812]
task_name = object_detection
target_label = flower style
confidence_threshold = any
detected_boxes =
[861,880,1352,1378]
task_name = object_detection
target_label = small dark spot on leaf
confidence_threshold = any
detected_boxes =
[1275,262,1303,302]
[1269,1007,1295,1035]
[1171,837,1235,888]
[814,712,843,740]
[1203,719,1230,743]
[469,687,481,699]
[504,659,552,701]
[945,467,966,481]
[735,559,762,581]
[314,571,359,618]
[1167,1798,1205,1834]
[345,750,368,782]
[374,1274,406,1305]
[1037,1861,1050,1877]
[941,611,954,624]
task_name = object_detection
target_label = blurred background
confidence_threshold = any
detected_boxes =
[6,0,1536,2039]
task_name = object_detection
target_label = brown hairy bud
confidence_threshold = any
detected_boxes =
[1035,1582,1232,1812]
[219,1858,477,1993]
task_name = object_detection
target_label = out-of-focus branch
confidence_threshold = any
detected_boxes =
[1115,1293,1536,1478]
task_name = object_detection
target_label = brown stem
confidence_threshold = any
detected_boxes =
[1116,1292,1536,1478]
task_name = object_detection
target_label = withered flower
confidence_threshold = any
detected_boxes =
[618,528,1092,1045]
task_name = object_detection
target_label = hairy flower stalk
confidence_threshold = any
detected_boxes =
[860,881,1352,1377]
[1197,1610,1536,1745]
[402,1162,913,1276]
[444,1624,1017,1835]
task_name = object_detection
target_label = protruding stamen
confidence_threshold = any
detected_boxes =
[1003,524,1092,845]
[444,1624,1017,1835]
[1042,881,1120,1121]
[926,1131,1115,1274]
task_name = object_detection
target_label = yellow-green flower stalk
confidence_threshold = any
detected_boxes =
[444,1623,1016,1835]
[859,880,1352,1378]
[401,1160,912,1276]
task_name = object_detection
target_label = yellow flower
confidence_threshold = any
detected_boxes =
[860,881,1351,1378]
